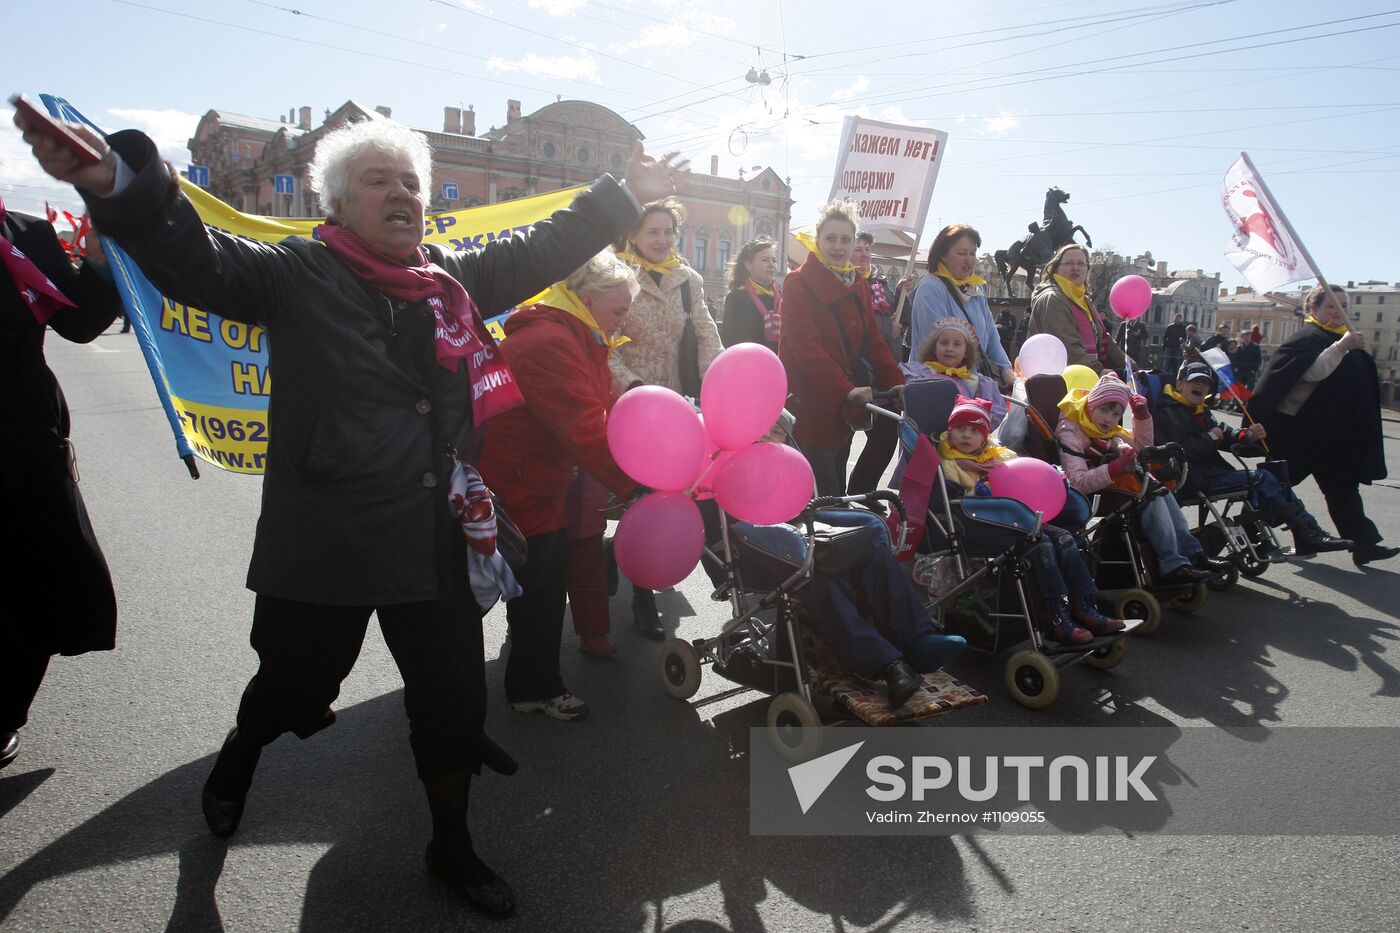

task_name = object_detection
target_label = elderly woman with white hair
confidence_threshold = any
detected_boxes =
[479,251,644,707]
[17,111,685,918]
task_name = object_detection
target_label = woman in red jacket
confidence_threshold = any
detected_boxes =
[479,252,643,720]
[780,201,903,496]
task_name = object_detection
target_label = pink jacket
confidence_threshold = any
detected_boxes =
[1055,411,1153,495]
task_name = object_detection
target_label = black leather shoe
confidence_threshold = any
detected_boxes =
[881,659,923,710]
[631,587,664,641]
[1293,530,1354,557]
[201,785,246,837]
[426,842,517,918]
[1160,565,1212,586]
[0,731,18,771]
[1354,543,1400,567]
[1193,554,1234,576]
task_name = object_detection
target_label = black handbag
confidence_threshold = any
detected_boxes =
[678,279,702,398]
[493,494,528,571]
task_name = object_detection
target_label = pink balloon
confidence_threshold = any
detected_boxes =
[713,443,815,525]
[1017,333,1067,377]
[700,344,789,450]
[1109,275,1153,319]
[614,492,705,589]
[985,458,1067,519]
[607,386,706,491]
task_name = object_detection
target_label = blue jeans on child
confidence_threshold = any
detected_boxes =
[1199,470,1314,528]
[1138,495,1203,574]
[1025,525,1097,599]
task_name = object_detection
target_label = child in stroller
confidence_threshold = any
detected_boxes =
[1153,361,1351,558]
[938,394,1126,646]
[1056,372,1227,586]
[900,316,1007,431]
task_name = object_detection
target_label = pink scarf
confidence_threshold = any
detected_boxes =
[743,279,782,343]
[315,223,524,424]
[867,273,891,316]
[1,196,75,325]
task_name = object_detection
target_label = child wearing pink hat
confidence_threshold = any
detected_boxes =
[1056,372,1226,585]
[940,395,1124,645]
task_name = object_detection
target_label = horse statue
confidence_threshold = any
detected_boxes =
[993,187,1093,296]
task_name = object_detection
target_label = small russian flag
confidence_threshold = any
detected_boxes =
[1200,347,1253,401]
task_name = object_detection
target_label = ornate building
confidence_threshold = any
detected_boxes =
[187,98,793,305]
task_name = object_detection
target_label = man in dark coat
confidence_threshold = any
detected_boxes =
[1,205,122,770]
[1234,327,1263,389]
[1251,285,1394,567]
[1162,313,1186,375]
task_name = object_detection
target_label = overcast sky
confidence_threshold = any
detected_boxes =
[5,0,1398,287]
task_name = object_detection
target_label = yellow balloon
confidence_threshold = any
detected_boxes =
[1062,364,1098,394]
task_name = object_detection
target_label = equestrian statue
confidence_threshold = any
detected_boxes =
[993,187,1093,296]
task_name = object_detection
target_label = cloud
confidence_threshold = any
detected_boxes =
[488,52,601,82]
[457,0,488,10]
[107,107,200,166]
[528,0,582,14]
[977,111,1021,136]
[832,76,869,103]
[608,22,691,53]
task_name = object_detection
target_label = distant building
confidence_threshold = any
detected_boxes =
[1215,287,1304,365]
[1346,280,1400,381]
[187,99,792,305]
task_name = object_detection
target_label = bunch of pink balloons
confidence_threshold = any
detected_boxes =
[1109,275,1152,319]
[606,344,814,588]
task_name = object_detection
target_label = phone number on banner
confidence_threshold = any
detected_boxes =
[172,396,269,474]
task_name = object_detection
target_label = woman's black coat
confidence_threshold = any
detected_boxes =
[2,210,122,654]
[84,130,640,606]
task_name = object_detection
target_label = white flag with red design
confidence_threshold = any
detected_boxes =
[1221,154,1316,293]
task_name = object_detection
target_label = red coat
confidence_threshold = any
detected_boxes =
[779,253,903,447]
[479,304,636,537]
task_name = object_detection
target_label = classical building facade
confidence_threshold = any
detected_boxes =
[1347,280,1400,382]
[187,99,793,306]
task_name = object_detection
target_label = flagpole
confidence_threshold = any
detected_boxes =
[1239,151,1354,335]
[891,230,922,355]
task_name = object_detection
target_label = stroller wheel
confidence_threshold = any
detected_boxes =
[1172,583,1208,613]
[659,638,702,700]
[767,693,822,762]
[1082,638,1127,671]
[1004,651,1060,710]
[1207,563,1240,591]
[1238,553,1270,578]
[1114,588,1162,636]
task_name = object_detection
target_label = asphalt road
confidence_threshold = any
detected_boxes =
[4,326,1400,932]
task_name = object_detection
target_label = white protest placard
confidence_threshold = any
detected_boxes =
[827,116,949,235]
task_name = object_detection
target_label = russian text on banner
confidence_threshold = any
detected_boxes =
[827,117,949,236]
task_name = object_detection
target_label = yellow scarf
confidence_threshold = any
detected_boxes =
[618,248,681,277]
[795,230,856,277]
[1058,387,1132,441]
[938,433,1012,467]
[536,282,631,352]
[747,279,775,298]
[1304,314,1349,336]
[935,262,988,288]
[925,360,973,381]
[1162,382,1206,415]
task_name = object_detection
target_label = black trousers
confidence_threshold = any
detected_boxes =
[504,529,569,704]
[1313,471,1382,547]
[847,415,899,497]
[234,587,487,780]
[0,642,51,733]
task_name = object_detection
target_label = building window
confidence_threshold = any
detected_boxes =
[542,141,556,159]
[693,236,708,272]
[717,233,732,272]
[1379,295,1387,304]
[1378,312,1385,323]
[610,150,623,170]
[761,177,771,191]
[1355,296,1363,305]
[577,146,590,163]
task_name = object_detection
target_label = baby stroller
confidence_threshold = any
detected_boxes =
[1132,368,1286,583]
[657,488,987,762]
[882,378,1142,710]
[1020,372,1205,630]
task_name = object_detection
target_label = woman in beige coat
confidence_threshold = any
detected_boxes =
[1027,243,1124,374]
[610,197,723,637]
